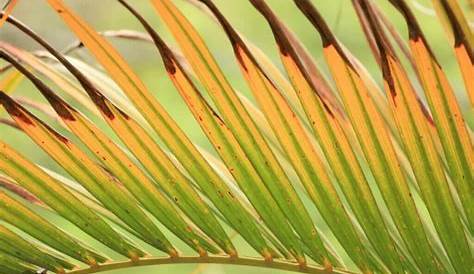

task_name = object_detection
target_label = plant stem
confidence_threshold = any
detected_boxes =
[68,255,356,274]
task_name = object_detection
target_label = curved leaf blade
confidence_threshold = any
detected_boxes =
[0,224,74,272]
[150,0,332,266]
[0,90,176,257]
[0,190,105,265]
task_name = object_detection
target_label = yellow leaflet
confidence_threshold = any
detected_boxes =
[42,3,252,257]
[385,54,471,272]
[430,0,474,107]
[455,44,474,106]
[235,43,372,272]
[152,0,330,266]
[0,190,103,265]
[0,68,23,93]
[166,54,301,262]
[54,102,219,256]
[410,39,474,233]
[324,43,442,272]
[0,92,175,257]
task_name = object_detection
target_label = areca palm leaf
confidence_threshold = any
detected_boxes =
[0,0,472,273]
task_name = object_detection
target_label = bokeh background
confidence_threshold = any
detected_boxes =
[0,0,472,273]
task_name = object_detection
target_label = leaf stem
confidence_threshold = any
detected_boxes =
[68,256,356,274]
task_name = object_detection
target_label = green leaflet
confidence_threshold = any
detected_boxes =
[0,224,75,272]
[151,0,332,266]
[0,191,105,265]
[0,90,175,257]
[0,140,140,260]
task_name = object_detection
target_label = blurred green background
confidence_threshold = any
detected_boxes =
[0,0,472,273]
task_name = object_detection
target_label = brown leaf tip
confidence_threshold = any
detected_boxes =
[0,91,70,144]
[388,0,423,41]
[439,0,469,48]
[293,0,355,70]
[87,91,116,120]
[115,105,130,120]
[249,0,293,56]
[0,48,76,121]
[293,0,337,47]
[197,0,243,48]
[162,50,178,75]
[0,91,33,125]
[437,0,474,62]
[118,0,178,74]
[197,0,252,69]
[388,0,440,64]
[43,93,76,122]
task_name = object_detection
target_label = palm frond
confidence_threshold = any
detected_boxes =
[0,0,472,273]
